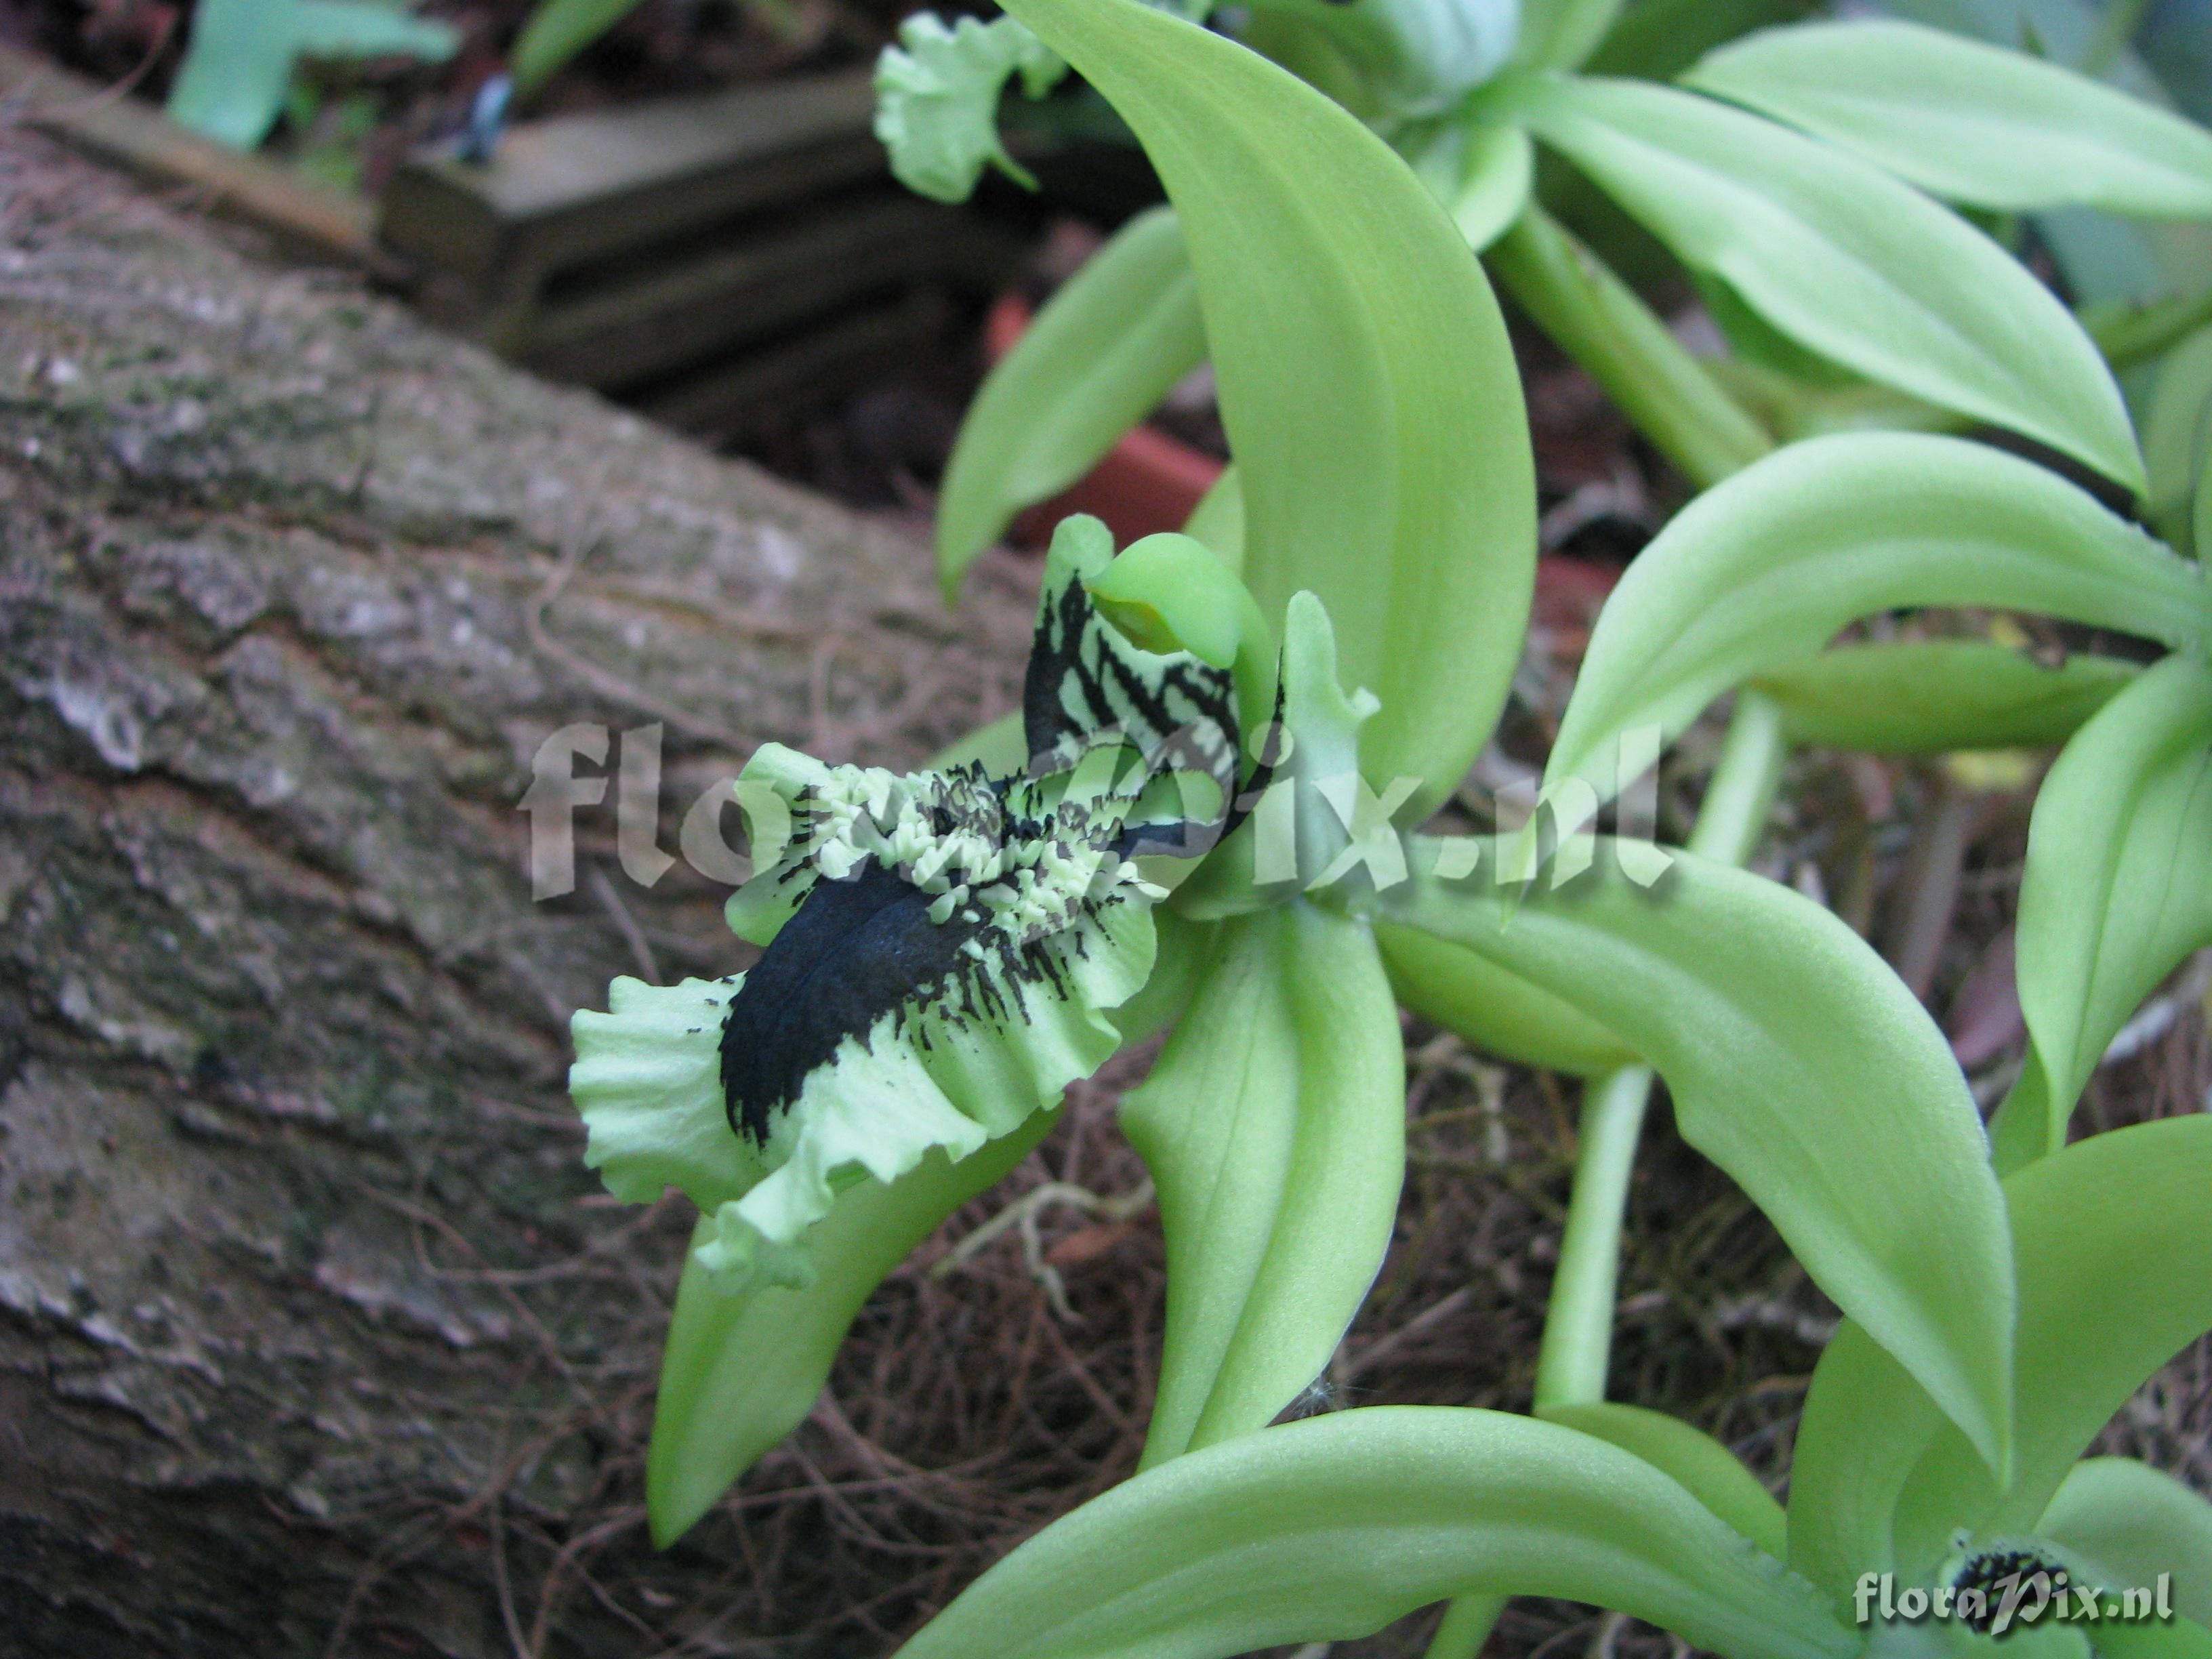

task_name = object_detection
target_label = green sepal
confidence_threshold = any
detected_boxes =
[1004,0,1536,821]
[1123,903,1406,1466]
[2040,1458,2212,1630]
[646,1110,1055,1546]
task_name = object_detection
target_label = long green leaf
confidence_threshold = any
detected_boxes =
[2144,323,2212,555]
[1516,75,2145,489]
[894,1406,1856,1659]
[1751,641,2139,756]
[2013,652,2212,1153]
[167,0,457,149]
[938,207,1206,593]
[1006,0,1536,818]
[645,1111,1054,1546]
[511,0,642,95]
[1377,920,1639,1075]
[2041,1458,2212,1628]
[1391,847,2015,1473]
[1685,20,2212,216]
[1886,1115,2212,1578]
[1122,904,1406,1466]
[1544,434,2205,821]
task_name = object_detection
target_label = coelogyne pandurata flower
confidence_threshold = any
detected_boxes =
[569,516,1271,1292]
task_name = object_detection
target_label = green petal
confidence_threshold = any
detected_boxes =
[872,12,1064,203]
[570,975,756,1210]
[2040,1458,2212,1629]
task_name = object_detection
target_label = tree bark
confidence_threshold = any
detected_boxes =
[0,129,1032,1656]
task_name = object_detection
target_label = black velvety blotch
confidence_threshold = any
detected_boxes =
[720,860,991,1146]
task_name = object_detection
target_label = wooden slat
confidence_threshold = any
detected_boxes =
[378,70,884,291]
[0,43,387,272]
[518,194,1003,390]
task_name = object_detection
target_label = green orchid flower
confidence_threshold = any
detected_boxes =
[886,1112,2212,1659]
[571,514,1264,1295]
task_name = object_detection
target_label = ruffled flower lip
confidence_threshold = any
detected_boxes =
[720,757,1162,1147]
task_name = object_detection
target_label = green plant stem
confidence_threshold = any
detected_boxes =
[1531,692,1786,1414]
[1422,694,1788,1659]
[1488,205,1776,491]
[1532,1062,1656,1410]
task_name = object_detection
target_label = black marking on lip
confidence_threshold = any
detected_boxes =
[1950,1548,2064,1634]
[720,859,991,1146]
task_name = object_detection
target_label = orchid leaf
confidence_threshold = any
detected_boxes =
[1123,903,1406,1465]
[2041,1458,2212,1629]
[1447,120,1537,251]
[167,0,457,150]
[1006,0,1536,819]
[1544,434,2205,825]
[1377,921,1639,1076]
[874,12,1065,203]
[1751,642,2139,756]
[938,208,1207,593]
[2144,323,2212,556]
[1539,1401,1786,1560]
[1182,466,1246,570]
[1514,0,1626,70]
[1885,1115,2212,1579]
[892,1407,1856,1659]
[1392,847,2015,1473]
[511,0,641,96]
[2011,652,2212,1155]
[1516,75,2145,489]
[1685,20,2212,217]
[646,1111,1054,1546]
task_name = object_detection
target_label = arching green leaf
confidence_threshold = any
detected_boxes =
[1124,904,1406,1466]
[1377,920,1639,1075]
[1390,846,2015,1473]
[512,0,642,96]
[1545,434,2205,823]
[2013,652,2212,1155]
[1685,20,2212,217]
[938,208,1206,593]
[1516,75,2145,489]
[1751,641,2139,756]
[893,1407,1856,1659]
[1006,0,1536,818]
